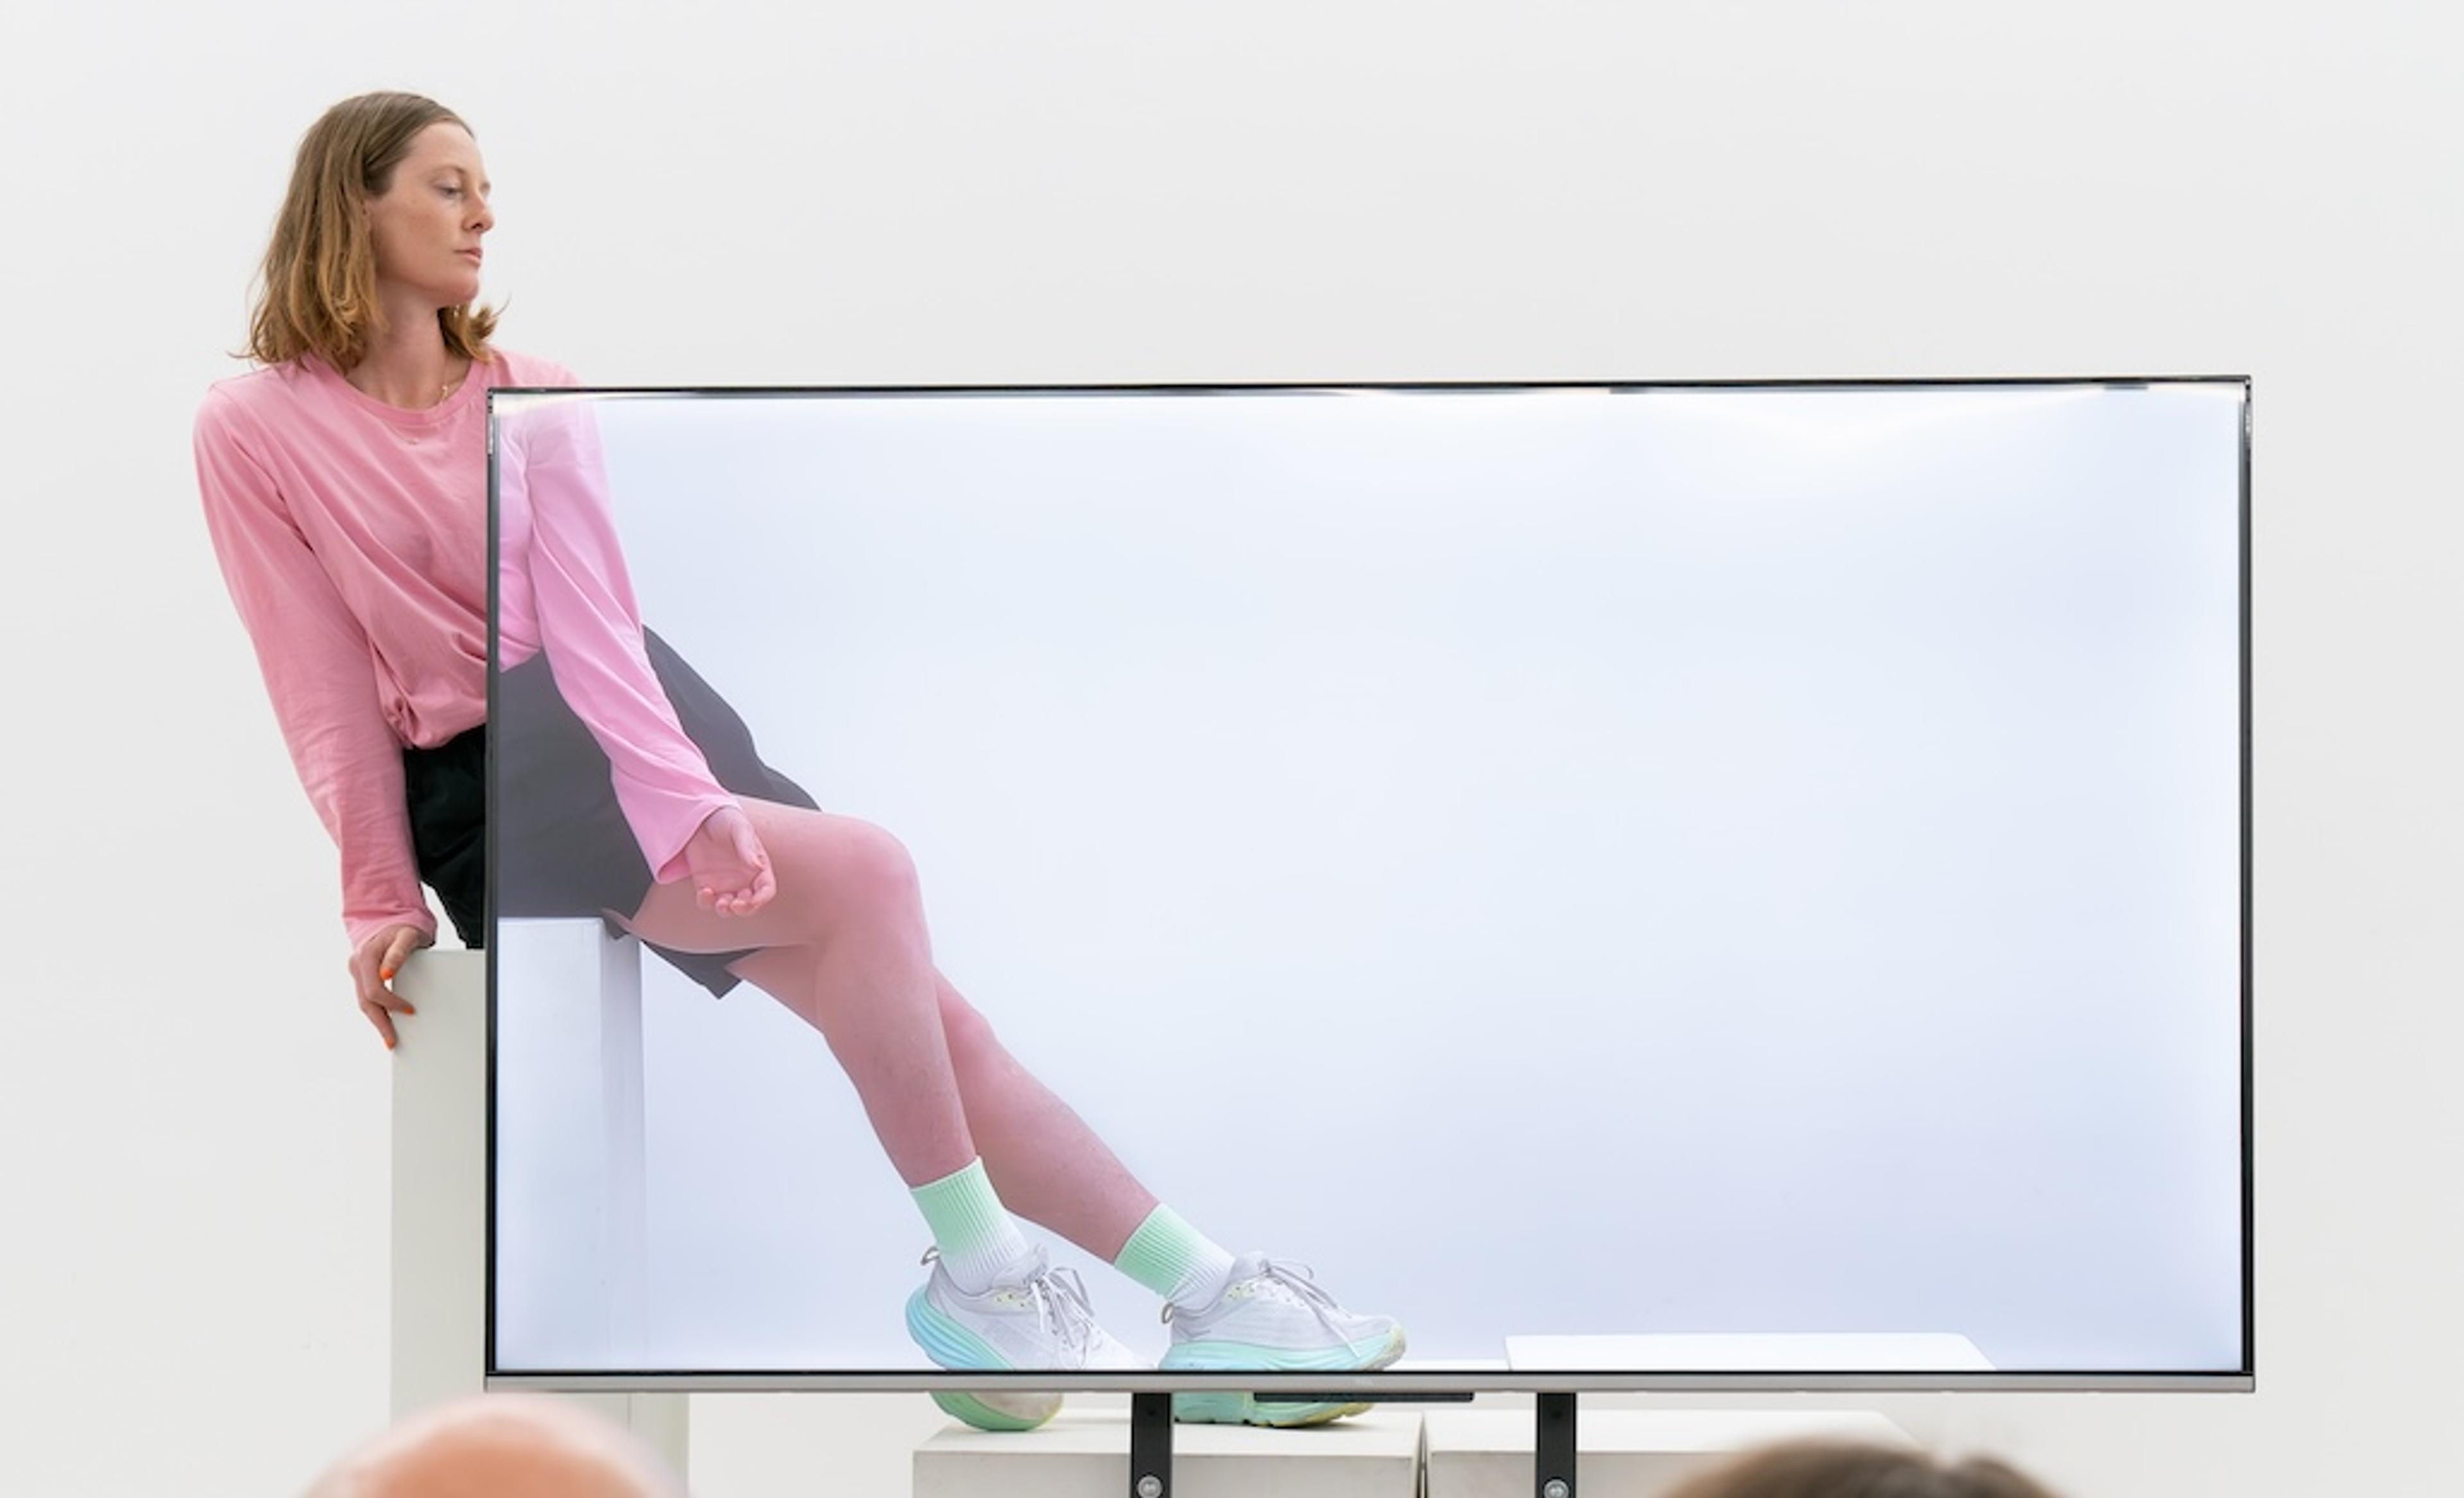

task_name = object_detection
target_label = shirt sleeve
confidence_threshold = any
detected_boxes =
[509,398,739,885]
[194,393,438,949]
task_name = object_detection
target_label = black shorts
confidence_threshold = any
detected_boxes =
[402,627,819,998]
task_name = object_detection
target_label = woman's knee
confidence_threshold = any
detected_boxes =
[812,815,924,921]
[627,807,927,954]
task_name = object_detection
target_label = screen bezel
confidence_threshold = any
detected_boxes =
[484,375,2254,1395]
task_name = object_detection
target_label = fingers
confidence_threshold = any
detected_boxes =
[688,808,779,919]
[361,998,400,1050]
[731,819,766,865]
[351,956,404,1050]
[372,946,421,1017]
[730,824,776,915]
[696,858,776,918]
[349,925,425,1051]
[348,948,384,1019]
[699,881,753,917]
[382,925,429,980]
[717,865,773,917]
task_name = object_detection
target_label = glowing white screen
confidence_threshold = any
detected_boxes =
[492,383,2245,1378]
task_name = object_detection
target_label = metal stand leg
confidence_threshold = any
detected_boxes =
[1131,1392,1175,1498]
[1536,1392,1579,1498]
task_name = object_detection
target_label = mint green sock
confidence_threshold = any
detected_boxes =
[912,1159,1033,1293]
[1116,1204,1238,1309]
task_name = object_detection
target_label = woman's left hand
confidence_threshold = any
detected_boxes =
[682,803,776,917]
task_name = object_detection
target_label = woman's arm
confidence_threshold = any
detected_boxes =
[502,396,746,892]
[194,391,440,951]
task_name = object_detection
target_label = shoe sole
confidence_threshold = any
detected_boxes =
[1166,1325,1407,1428]
[907,1286,1065,1433]
[930,1389,1065,1433]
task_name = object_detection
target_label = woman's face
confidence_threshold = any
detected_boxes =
[365,121,493,310]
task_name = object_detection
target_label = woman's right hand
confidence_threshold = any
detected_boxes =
[682,803,776,918]
[349,922,434,1050]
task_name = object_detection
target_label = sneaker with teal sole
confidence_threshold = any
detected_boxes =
[1158,1254,1404,1427]
[907,1247,1145,1431]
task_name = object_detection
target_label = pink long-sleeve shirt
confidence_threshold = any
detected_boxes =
[194,350,735,948]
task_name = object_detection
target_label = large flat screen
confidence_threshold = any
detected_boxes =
[488,380,2249,1392]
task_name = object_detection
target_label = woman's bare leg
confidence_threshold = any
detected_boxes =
[620,797,1160,1254]
[620,801,974,1186]
[619,799,1400,1427]
[936,975,1157,1259]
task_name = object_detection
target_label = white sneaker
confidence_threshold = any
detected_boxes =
[1159,1254,1404,1426]
[907,1247,1145,1431]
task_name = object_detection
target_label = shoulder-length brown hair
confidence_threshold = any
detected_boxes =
[246,91,499,370]
[1662,1441,2064,1498]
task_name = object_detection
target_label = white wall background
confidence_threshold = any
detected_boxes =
[0,2,2454,1495]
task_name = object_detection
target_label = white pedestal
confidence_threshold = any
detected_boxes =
[389,938,687,1470]
[492,919,654,1366]
[1424,1409,1912,1498]
[914,1408,1423,1498]
[389,948,487,1422]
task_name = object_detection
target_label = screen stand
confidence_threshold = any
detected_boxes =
[1536,1392,1578,1498]
[1129,1392,1174,1498]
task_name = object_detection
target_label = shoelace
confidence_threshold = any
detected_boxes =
[1161,1257,1345,1334]
[923,1248,1104,1356]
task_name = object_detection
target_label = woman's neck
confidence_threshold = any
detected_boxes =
[346,297,472,410]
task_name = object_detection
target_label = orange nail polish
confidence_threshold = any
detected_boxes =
[381,967,396,981]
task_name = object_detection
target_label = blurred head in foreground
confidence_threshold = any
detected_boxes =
[1664,1440,2065,1498]
[303,1393,684,1498]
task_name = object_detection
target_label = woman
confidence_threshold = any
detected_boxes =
[196,91,1401,1431]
